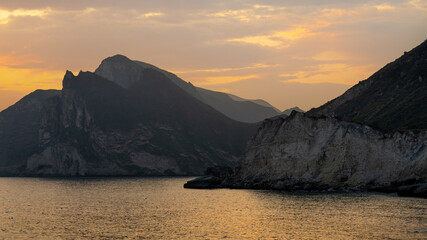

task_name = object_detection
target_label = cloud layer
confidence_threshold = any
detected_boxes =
[0,0,426,111]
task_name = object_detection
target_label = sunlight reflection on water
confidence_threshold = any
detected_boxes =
[0,177,426,239]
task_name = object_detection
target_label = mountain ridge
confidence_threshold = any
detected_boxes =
[95,54,281,123]
[1,64,259,176]
[307,39,427,131]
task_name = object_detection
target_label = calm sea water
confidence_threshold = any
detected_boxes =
[0,177,426,239]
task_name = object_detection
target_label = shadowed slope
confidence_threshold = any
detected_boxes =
[95,55,280,123]
[308,39,427,131]
[0,90,60,175]
[25,69,258,176]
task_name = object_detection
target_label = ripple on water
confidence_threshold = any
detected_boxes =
[0,177,426,239]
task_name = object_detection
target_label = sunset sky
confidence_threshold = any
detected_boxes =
[1,0,426,112]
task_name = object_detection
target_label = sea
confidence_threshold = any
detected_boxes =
[0,177,426,239]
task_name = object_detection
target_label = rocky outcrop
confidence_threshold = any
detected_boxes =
[185,112,427,197]
[234,112,426,189]
[282,107,304,116]
[184,166,234,189]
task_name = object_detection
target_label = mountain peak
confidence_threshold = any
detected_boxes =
[64,70,75,79]
[94,54,142,88]
[103,54,133,64]
[93,54,282,122]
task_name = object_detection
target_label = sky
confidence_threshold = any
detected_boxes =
[0,0,426,112]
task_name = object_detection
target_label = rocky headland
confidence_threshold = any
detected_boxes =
[185,39,427,198]
[185,112,426,197]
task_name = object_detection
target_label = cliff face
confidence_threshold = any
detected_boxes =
[0,90,60,175]
[307,39,427,131]
[232,112,426,190]
[25,70,258,176]
[186,112,426,195]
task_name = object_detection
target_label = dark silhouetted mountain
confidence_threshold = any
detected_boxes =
[0,90,60,175]
[20,67,258,176]
[308,39,427,131]
[95,55,280,123]
[283,107,304,116]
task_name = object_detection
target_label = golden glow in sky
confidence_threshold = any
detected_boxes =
[0,0,426,111]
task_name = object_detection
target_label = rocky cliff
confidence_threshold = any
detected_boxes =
[22,69,258,176]
[233,112,426,189]
[0,90,60,176]
[186,112,427,197]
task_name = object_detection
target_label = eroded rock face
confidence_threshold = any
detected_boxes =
[24,69,257,176]
[231,112,426,190]
[0,89,60,176]
[185,112,427,196]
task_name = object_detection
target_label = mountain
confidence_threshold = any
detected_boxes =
[195,88,281,123]
[228,94,280,111]
[0,90,60,175]
[307,39,427,131]
[14,63,259,176]
[283,107,304,116]
[185,40,427,197]
[2,55,279,176]
[95,55,281,123]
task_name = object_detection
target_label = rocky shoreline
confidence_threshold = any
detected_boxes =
[185,111,427,199]
[184,167,427,198]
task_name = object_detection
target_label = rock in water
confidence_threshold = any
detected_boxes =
[184,166,234,189]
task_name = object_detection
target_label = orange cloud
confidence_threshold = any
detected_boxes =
[227,27,316,48]
[0,8,51,24]
[0,66,63,91]
[280,63,372,85]
[173,63,277,74]
[374,4,395,11]
[206,4,282,22]
[321,8,358,18]
[198,74,259,85]
[0,54,41,68]
[311,51,349,61]
[409,0,427,11]
[138,12,164,18]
